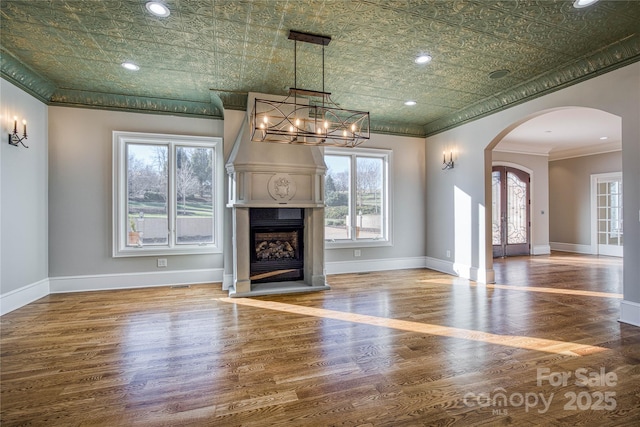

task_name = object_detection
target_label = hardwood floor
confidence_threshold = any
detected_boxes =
[2,253,639,426]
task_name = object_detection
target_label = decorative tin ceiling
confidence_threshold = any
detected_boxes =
[1,0,639,137]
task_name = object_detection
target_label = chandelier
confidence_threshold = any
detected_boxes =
[250,30,370,147]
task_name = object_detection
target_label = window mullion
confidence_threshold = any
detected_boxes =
[350,154,357,241]
[382,155,387,240]
[211,149,218,246]
[121,142,130,252]
[168,143,176,248]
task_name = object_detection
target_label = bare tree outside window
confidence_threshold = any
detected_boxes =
[191,148,213,197]
[175,146,214,244]
[176,148,199,215]
[357,157,382,214]
[324,155,351,240]
[356,157,383,238]
[126,144,168,246]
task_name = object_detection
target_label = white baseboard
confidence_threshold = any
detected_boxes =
[620,300,640,327]
[425,257,494,284]
[425,257,455,276]
[550,242,593,254]
[222,274,234,291]
[474,267,495,284]
[325,256,426,275]
[532,244,551,255]
[0,278,50,316]
[49,268,224,293]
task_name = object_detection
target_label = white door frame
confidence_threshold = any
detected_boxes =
[590,172,623,257]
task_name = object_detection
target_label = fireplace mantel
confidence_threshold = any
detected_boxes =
[225,92,329,297]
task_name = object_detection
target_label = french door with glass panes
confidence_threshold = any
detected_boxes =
[592,173,623,257]
[492,166,530,257]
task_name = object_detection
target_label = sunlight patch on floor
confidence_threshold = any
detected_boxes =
[528,256,622,266]
[218,298,607,356]
[485,283,622,298]
[418,278,622,299]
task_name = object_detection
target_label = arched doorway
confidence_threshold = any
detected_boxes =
[484,106,622,266]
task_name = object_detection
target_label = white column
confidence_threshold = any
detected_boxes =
[232,207,251,294]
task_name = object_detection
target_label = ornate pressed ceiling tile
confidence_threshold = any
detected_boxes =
[1,0,639,136]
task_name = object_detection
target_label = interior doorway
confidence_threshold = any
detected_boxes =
[492,166,530,257]
[591,172,623,257]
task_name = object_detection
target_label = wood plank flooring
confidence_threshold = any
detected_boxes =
[2,253,639,426]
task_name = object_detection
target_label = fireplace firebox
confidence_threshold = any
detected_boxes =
[250,208,304,283]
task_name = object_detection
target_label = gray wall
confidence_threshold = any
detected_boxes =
[48,107,226,277]
[43,105,425,284]
[492,151,550,254]
[324,133,426,264]
[426,121,488,280]
[0,79,48,295]
[549,151,622,247]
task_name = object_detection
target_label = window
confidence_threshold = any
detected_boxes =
[113,131,223,257]
[324,147,391,248]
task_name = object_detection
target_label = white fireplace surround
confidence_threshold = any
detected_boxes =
[225,93,330,297]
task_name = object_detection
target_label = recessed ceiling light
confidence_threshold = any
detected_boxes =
[146,1,170,17]
[489,69,510,79]
[600,136,608,140]
[415,54,432,64]
[573,0,599,8]
[121,62,140,71]
[404,100,417,106]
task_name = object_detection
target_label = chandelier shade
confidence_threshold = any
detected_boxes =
[250,31,370,147]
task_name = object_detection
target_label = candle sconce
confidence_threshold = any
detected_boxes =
[8,116,29,148]
[442,150,454,170]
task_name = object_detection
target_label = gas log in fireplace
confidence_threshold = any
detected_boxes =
[250,208,304,283]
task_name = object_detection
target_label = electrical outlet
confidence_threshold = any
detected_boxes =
[157,258,167,268]
[354,249,361,257]
[446,250,451,258]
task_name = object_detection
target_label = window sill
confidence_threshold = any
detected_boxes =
[113,245,222,258]
[324,240,392,250]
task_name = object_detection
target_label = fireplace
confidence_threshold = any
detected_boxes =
[225,92,329,297]
[250,208,304,283]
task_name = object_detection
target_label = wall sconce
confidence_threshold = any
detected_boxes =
[8,116,29,148]
[442,150,454,170]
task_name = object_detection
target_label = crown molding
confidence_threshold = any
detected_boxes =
[424,35,640,137]
[494,144,551,156]
[369,120,426,138]
[548,141,622,161]
[50,88,223,118]
[0,47,56,103]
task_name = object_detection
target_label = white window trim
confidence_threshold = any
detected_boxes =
[324,146,393,249]
[112,131,224,257]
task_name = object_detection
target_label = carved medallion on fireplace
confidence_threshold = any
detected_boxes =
[268,173,296,201]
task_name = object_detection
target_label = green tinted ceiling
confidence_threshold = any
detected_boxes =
[1,0,639,137]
